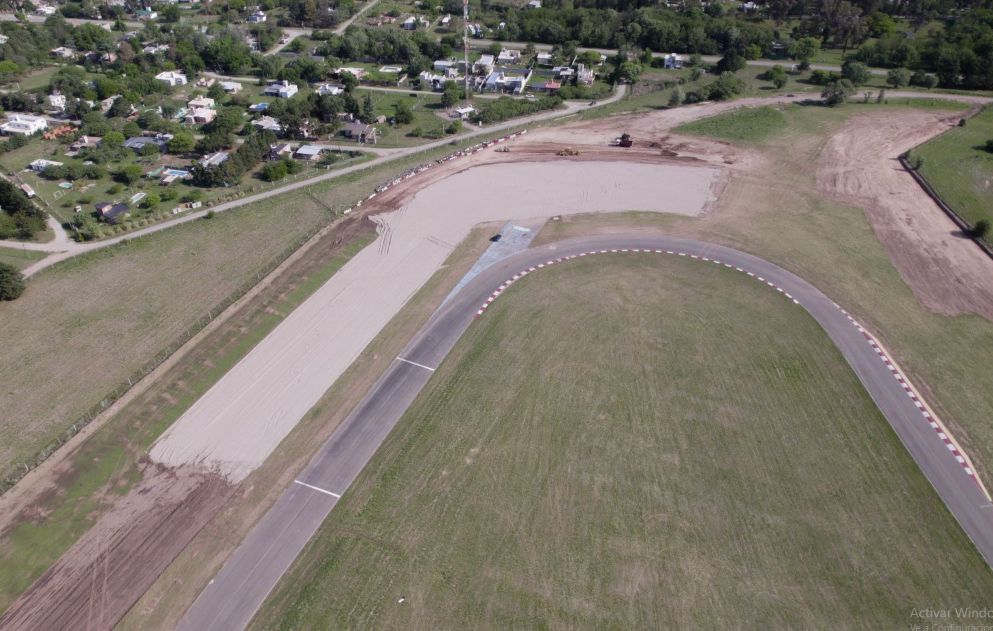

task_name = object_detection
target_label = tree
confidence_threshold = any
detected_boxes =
[716,49,746,74]
[361,93,376,123]
[393,100,414,125]
[441,80,462,107]
[168,131,196,154]
[103,130,125,147]
[886,67,910,88]
[765,65,788,89]
[706,72,746,101]
[974,219,991,239]
[116,164,143,185]
[140,193,160,209]
[106,96,131,119]
[866,11,896,38]
[822,79,856,106]
[261,160,288,181]
[668,85,684,107]
[841,60,870,86]
[0,262,25,301]
[924,74,939,89]
[791,37,821,63]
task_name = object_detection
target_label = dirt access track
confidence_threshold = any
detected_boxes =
[817,106,993,320]
[5,92,993,630]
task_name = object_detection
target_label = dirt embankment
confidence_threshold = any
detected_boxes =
[816,108,993,320]
[0,463,233,631]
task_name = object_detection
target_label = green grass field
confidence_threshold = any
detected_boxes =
[915,106,993,236]
[0,247,45,270]
[252,255,993,630]
[675,105,787,143]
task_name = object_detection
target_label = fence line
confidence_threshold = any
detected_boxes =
[899,154,993,262]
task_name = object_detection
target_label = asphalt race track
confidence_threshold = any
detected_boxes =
[179,234,993,630]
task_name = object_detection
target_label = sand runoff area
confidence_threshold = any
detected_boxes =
[150,161,717,481]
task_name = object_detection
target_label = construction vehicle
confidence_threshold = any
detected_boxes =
[618,133,633,147]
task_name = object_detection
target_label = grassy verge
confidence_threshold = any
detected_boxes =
[118,224,497,629]
[0,247,45,270]
[914,105,993,236]
[0,214,377,613]
[253,255,993,629]
[675,105,787,143]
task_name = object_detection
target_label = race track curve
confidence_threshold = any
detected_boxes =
[180,234,993,631]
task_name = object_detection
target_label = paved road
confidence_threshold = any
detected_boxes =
[10,84,626,276]
[179,234,993,631]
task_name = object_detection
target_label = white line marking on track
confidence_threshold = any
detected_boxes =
[294,480,342,498]
[396,357,436,372]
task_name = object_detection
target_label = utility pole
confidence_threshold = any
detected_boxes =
[463,0,471,101]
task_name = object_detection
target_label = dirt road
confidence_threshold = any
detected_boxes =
[817,107,993,320]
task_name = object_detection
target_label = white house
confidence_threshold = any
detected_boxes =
[419,71,446,90]
[527,0,542,7]
[536,52,553,66]
[247,9,267,23]
[219,81,243,93]
[263,80,298,98]
[497,49,521,64]
[295,144,327,160]
[440,14,451,25]
[48,92,67,113]
[402,16,417,29]
[474,54,495,74]
[201,151,230,168]
[336,67,367,79]
[188,96,215,110]
[50,46,75,59]
[434,59,456,72]
[452,105,476,120]
[0,35,8,45]
[663,53,683,69]
[1,114,48,136]
[315,83,344,96]
[252,115,282,133]
[29,158,63,172]
[155,70,188,86]
[577,63,595,85]
[184,107,217,125]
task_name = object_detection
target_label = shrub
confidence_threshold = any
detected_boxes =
[974,219,991,239]
[841,61,871,86]
[0,262,25,301]
[822,79,856,106]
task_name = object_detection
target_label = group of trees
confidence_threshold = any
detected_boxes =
[852,10,993,89]
[0,179,46,240]
[475,95,562,124]
[190,129,278,187]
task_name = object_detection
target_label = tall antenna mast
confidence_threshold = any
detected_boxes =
[463,0,470,100]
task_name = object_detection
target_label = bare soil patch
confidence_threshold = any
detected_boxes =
[816,108,993,320]
[0,463,233,631]
[149,159,718,482]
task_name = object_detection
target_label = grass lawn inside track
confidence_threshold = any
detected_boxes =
[253,254,993,630]
[915,105,993,238]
